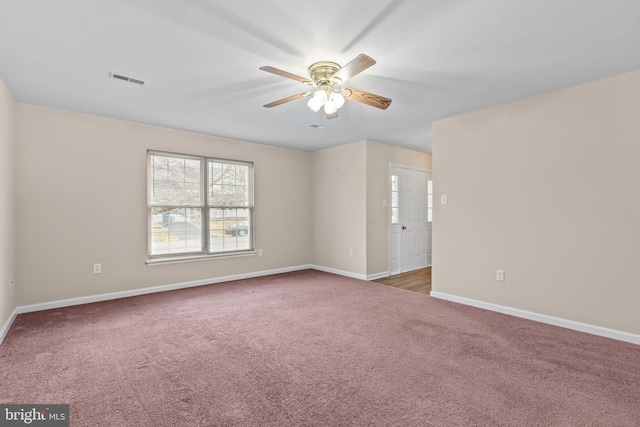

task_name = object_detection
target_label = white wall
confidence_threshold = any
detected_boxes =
[0,78,16,332]
[432,69,640,335]
[312,141,368,276]
[15,104,313,305]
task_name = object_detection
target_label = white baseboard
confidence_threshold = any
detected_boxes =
[366,271,390,281]
[6,268,637,347]
[0,265,316,346]
[430,291,640,346]
[0,307,19,346]
[310,265,368,281]
[2,264,369,346]
[15,265,314,316]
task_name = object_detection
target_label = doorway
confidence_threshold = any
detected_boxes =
[375,267,432,295]
[389,165,432,276]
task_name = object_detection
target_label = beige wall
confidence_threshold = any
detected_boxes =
[0,79,16,331]
[311,141,368,276]
[15,104,313,305]
[366,141,431,275]
[310,140,431,278]
[432,69,640,335]
[9,101,431,309]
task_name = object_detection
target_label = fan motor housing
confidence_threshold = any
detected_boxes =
[308,61,342,85]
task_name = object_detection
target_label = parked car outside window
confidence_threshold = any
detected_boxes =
[225,223,249,237]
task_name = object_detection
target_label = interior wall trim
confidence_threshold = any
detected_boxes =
[310,265,368,281]
[0,307,19,347]
[13,268,623,349]
[0,265,370,346]
[430,291,640,346]
[12,265,313,316]
[366,271,389,281]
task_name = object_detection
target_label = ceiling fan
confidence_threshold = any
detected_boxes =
[260,54,392,119]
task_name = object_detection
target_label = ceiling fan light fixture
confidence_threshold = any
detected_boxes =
[261,54,392,114]
[324,100,338,115]
[331,92,345,109]
[307,98,323,112]
[307,90,326,112]
[313,90,327,101]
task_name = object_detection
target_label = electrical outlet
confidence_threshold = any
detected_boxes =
[496,270,505,281]
[349,249,353,256]
[93,263,102,274]
[258,249,263,256]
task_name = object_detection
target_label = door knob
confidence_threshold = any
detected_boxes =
[402,226,407,230]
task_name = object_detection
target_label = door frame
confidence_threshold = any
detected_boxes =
[388,163,432,276]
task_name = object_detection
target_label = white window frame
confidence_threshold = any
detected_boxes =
[147,150,254,262]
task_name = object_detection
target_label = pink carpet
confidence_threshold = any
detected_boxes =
[1,269,639,426]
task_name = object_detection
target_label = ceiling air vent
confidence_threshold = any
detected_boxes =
[109,72,147,86]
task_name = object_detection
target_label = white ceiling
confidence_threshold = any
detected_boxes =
[1,0,640,153]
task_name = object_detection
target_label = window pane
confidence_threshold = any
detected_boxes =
[210,207,252,253]
[391,192,398,208]
[222,164,236,185]
[427,179,433,194]
[235,165,249,187]
[209,208,224,252]
[210,163,223,186]
[391,175,398,191]
[391,207,399,224]
[226,186,244,206]
[185,159,200,179]
[149,153,202,206]
[150,207,202,255]
[209,160,251,207]
[210,184,223,203]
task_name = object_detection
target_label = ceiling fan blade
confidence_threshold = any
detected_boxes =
[327,111,339,120]
[263,92,311,108]
[342,88,392,110]
[331,54,376,83]
[259,66,313,85]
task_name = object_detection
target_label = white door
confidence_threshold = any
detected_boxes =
[401,168,427,271]
[389,165,428,275]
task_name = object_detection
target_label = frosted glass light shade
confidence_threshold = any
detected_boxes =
[324,100,338,114]
[332,92,345,109]
[307,90,327,112]
[307,97,324,112]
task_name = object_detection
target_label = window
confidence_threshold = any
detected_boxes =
[427,177,433,222]
[147,151,254,259]
[390,174,399,224]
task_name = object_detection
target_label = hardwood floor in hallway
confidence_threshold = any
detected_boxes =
[374,267,431,295]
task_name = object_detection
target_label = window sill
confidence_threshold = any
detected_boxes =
[146,251,256,266]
